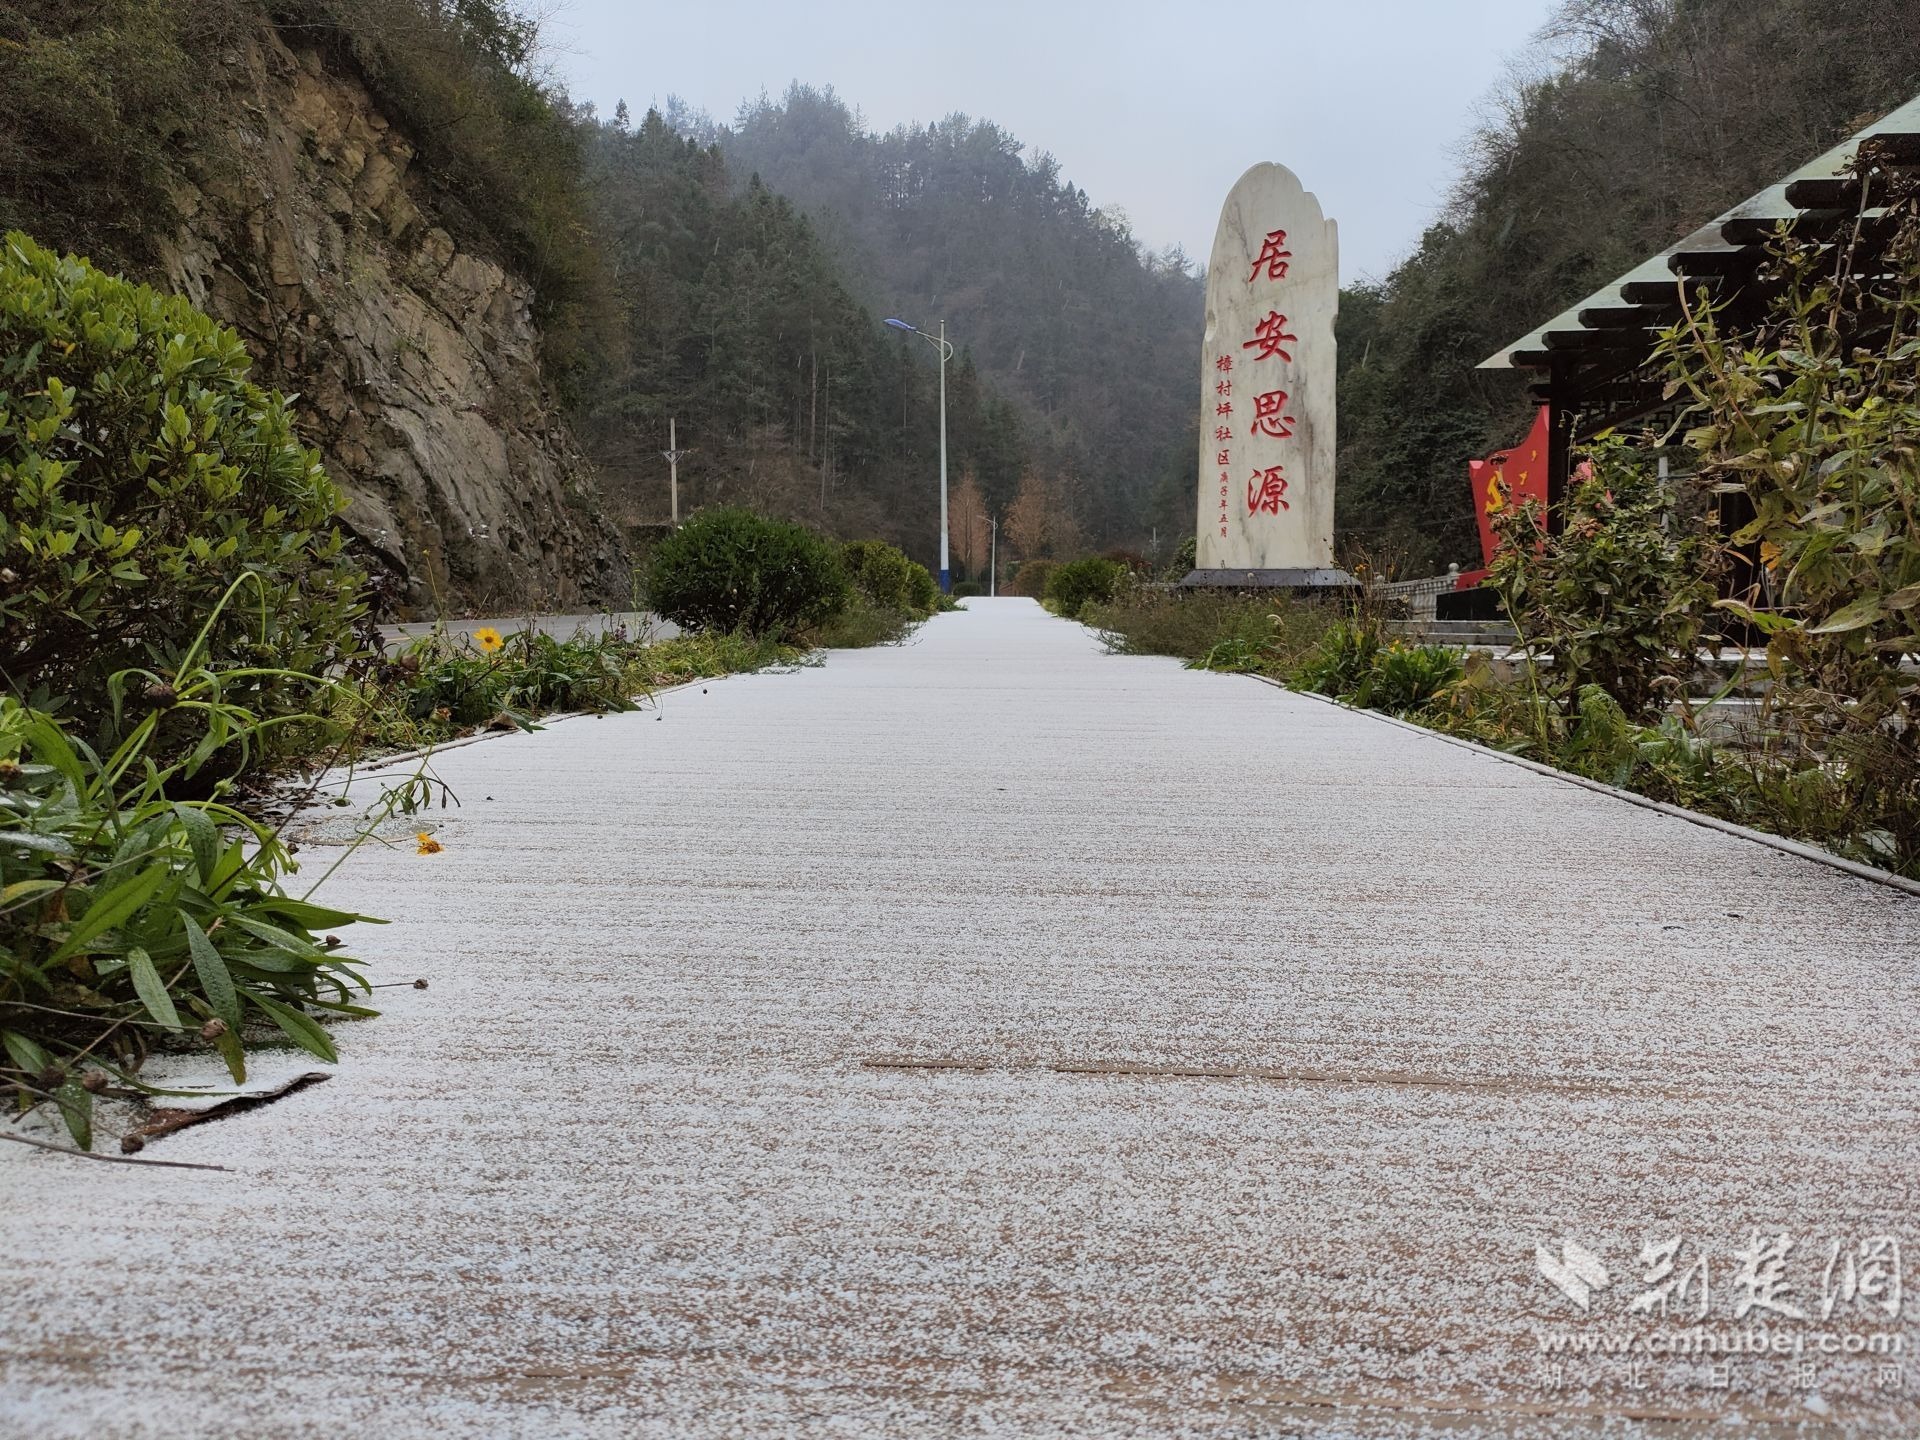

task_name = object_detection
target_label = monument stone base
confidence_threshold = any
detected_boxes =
[1178,567,1358,591]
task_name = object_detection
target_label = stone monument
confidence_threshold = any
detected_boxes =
[1184,163,1351,588]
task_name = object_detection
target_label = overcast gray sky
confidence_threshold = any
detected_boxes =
[549,0,1562,282]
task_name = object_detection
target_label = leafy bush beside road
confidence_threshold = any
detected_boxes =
[841,540,921,613]
[0,233,367,744]
[1043,557,1128,619]
[644,507,849,638]
[1491,449,1715,721]
[1008,559,1054,599]
[820,538,944,646]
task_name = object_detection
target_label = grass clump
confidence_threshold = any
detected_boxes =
[339,622,806,757]
[0,615,387,1153]
[1087,589,1336,679]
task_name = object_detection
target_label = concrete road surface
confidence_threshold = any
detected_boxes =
[4,599,1916,1437]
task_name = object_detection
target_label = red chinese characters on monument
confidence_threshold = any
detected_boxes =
[1246,229,1293,283]
[1250,389,1296,440]
[1247,466,1290,515]
[1241,311,1298,363]
[1232,220,1302,528]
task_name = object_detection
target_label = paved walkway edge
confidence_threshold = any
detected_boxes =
[1263,678,1920,900]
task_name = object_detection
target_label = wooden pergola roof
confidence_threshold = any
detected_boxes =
[1480,95,1920,434]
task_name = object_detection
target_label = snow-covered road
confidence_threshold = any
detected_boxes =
[5,598,1916,1437]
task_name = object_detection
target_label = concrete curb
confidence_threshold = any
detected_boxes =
[1255,676,1920,901]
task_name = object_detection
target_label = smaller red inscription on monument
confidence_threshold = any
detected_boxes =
[1250,389,1297,440]
[1247,229,1293,283]
[1215,402,1233,418]
[1242,312,1299,363]
[1213,426,1232,443]
[1247,466,1290,515]
[1215,379,1232,398]
[1214,355,1234,373]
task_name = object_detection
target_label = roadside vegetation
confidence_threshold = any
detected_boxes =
[1083,164,1920,878]
[0,235,951,1149]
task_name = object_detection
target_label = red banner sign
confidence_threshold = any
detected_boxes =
[1467,406,1550,571]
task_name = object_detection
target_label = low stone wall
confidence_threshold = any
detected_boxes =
[1373,571,1461,621]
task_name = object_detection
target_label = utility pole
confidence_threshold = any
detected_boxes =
[977,513,997,597]
[937,319,950,595]
[662,419,687,527]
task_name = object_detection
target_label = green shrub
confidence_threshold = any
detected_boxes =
[0,684,380,1151]
[1491,443,1716,721]
[905,560,940,615]
[952,580,987,599]
[1044,556,1128,618]
[841,538,914,609]
[0,234,367,745]
[840,540,942,619]
[644,507,849,637]
[1009,559,1055,598]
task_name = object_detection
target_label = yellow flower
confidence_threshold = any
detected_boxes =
[416,833,443,855]
[1760,540,1783,573]
[474,626,504,654]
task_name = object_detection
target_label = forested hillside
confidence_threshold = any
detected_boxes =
[576,109,1034,560]
[9,0,1918,590]
[1339,0,1920,572]
[701,87,1206,558]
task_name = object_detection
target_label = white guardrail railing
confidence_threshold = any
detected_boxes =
[1372,569,1462,621]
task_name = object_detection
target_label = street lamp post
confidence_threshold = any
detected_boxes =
[885,316,955,594]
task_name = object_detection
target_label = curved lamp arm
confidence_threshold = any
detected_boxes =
[885,316,954,361]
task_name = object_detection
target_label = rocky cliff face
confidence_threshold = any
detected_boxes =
[155,30,626,616]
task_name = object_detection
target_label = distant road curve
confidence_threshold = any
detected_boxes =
[379,611,680,649]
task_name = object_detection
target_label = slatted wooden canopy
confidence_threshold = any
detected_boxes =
[1477,95,1920,522]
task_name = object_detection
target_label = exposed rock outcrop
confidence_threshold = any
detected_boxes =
[155,30,625,615]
